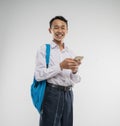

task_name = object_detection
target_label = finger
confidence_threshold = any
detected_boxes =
[68,62,78,67]
[77,61,81,65]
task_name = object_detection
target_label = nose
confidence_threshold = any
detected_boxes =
[58,28,62,32]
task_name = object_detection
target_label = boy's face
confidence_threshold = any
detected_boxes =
[49,19,68,43]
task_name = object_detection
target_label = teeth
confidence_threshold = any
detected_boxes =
[56,34,63,37]
[58,35,62,37]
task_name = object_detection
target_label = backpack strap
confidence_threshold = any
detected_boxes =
[45,44,50,68]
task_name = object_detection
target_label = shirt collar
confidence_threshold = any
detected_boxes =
[50,41,69,50]
[50,41,58,49]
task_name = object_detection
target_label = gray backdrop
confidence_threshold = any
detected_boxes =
[0,0,120,126]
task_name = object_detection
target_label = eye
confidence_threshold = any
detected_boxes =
[61,27,65,29]
[53,26,59,29]
[61,25,66,30]
[54,27,59,29]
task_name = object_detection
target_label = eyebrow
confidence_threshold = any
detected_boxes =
[53,25,66,27]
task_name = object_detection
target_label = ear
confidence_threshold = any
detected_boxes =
[48,28,51,33]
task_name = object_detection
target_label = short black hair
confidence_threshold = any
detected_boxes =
[49,16,68,28]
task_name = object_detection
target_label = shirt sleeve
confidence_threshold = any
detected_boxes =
[34,45,61,81]
[70,71,81,83]
[68,48,81,83]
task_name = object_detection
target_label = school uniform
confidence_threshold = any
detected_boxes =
[34,41,81,126]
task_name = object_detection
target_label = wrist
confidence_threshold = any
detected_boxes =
[60,63,63,70]
[72,70,77,74]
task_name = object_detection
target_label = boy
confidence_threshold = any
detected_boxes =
[35,16,81,126]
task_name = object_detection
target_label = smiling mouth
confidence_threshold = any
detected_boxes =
[56,33,64,38]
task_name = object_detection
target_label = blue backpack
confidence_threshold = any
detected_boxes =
[30,44,50,113]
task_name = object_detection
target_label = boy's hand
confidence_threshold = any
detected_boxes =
[60,58,81,73]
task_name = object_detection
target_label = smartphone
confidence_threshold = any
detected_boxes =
[74,56,84,61]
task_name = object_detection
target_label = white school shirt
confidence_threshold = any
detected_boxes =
[34,41,81,87]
